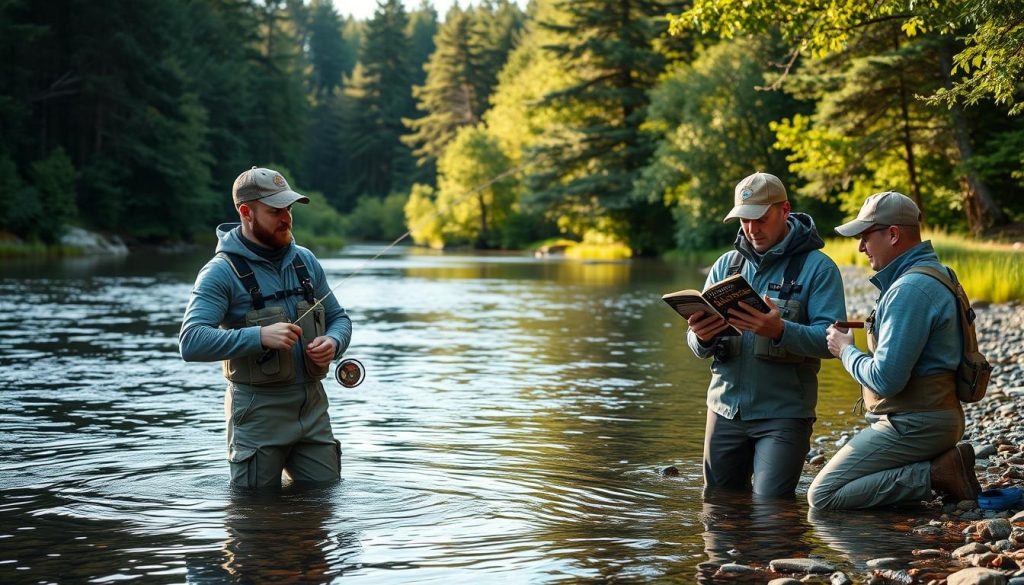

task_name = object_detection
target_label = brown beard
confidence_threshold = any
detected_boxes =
[252,216,292,249]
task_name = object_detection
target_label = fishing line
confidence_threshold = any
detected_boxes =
[260,160,533,385]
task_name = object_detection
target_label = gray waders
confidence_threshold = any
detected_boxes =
[218,252,339,488]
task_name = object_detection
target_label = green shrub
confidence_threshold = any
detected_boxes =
[343,192,409,242]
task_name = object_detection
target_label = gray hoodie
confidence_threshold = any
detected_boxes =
[179,223,352,383]
[686,213,846,420]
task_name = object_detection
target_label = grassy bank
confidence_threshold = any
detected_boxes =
[822,230,1024,303]
[0,242,87,258]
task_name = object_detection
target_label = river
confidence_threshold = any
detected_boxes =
[0,245,965,583]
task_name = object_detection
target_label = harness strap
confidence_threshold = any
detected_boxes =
[726,250,809,301]
[726,251,745,276]
[217,252,264,310]
[777,252,809,301]
[904,265,978,355]
[291,257,316,304]
[217,252,316,310]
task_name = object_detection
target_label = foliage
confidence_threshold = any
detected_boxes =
[404,183,444,248]
[339,0,418,205]
[0,147,74,244]
[769,31,971,230]
[669,0,1024,114]
[289,187,347,251]
[307,0,349,100]
[638,37,806,249]
[525,0,683,254]
[405,0,438,89]
[28,148,77,243]
[563,229,633,260]
[341,192,409,242]
[403,1,524,167]
[669,0,1022,233]
[434,125,518,248]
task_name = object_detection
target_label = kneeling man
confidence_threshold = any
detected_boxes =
[809,191,981,510]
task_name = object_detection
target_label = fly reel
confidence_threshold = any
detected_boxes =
[334,358,365,388]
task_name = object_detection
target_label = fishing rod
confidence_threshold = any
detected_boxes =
[258,161,532,387]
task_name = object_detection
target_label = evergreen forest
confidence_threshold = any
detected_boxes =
[1,0,1022,256]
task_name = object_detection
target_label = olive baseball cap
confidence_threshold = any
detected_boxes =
[232,166,310,208]
[834,191,921,237]
[724,172,788,222]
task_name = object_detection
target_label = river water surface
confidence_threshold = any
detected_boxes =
[0,246,965,583]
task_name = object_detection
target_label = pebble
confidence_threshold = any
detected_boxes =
[716,562,755,574]
[867,557,906,569]
[768,557,836,574]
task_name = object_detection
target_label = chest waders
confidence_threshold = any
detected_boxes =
[714,251,809,363]
[218,252,329,385]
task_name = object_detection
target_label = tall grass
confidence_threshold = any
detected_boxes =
[822,230,1024,303]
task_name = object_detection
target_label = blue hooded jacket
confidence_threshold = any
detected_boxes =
[687,213,847,420]
[179,223,352,383]
[840,241,961,397]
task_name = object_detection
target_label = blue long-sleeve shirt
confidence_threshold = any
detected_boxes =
[840,241,960,397]
[179,223,352,382]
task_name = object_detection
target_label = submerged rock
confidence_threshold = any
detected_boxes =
[768,557,835,574]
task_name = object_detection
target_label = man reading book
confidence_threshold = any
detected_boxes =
[808,191,982,509]
[684,171,846,498]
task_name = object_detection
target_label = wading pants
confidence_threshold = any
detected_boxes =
[807,408,964,510]
[704,411,815,498]
[225,380,341,488]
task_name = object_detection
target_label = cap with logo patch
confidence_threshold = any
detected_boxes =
[724,172,788,222]
[834,191,921,237]
[232,166,310,209]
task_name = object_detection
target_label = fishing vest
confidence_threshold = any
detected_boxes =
[217,252,328,385]
[859,266,969,414]
[714,250,809,363]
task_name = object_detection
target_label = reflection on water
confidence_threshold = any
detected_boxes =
[698,492,816,583]
[0,246,961,583]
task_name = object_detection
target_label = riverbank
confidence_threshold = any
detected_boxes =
[802,266,1024,585]
[0,227,128,257]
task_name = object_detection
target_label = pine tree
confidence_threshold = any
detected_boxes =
[403,1,524,168]
[339,0,417,205]
[406,0,438,89]
[527,0,680,254]
[308,0,348,100]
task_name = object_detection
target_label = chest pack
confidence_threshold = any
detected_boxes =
[217,252,328,385]
[715,251,809,363]
[904,265,991,403]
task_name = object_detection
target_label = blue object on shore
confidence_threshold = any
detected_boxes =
[977,487,1023,511]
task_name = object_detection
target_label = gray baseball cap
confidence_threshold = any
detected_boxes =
[232,167,310,208]
[724,172,788,222]
[834,191,921,237]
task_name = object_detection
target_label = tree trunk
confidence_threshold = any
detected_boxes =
[894,31,924,221]
[939,42,1007,234]
[477,192,489,248]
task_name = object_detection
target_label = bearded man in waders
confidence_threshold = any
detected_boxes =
[179,167,351,488]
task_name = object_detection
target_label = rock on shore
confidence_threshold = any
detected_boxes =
[59,226,128,255]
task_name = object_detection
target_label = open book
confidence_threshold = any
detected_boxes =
[662,274,770,337]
